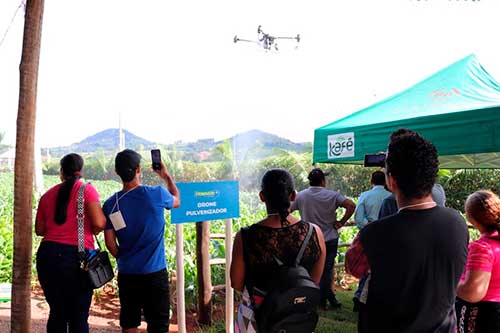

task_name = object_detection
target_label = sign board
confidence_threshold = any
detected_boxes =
[327,132,355,159]
[171,181,240,223]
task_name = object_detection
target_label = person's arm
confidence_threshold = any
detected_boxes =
[310,224,326,285]
[457,270,491,303]
[290,198,298,212]
[104,229,119,258]
[35,218,46,236]
[354,195,367,229]
[230,231,245,292]
[335,198,356,229]
[155,161,180,208]
[87,201,106,235]
[35,198,46,236]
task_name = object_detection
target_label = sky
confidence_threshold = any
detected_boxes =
[1,0,500,148]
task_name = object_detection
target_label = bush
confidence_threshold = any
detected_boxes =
[443,169,500,212]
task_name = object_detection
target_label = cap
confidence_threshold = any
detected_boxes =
[308,168,330,183]
[115,149,142,182]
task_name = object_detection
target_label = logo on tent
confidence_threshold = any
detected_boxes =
[328,132,354,159]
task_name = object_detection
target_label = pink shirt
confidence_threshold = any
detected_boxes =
[36,181,100,249]
[462,232,500,302]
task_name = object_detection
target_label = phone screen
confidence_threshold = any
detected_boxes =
[151,149,161,170]
[364,153,386,167]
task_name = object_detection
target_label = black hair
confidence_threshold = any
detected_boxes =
[261,168,295,227]
[55,153,84,225]
[309,177,323,187]
[115,149,141,183]
[371,171,386,186]
[385,130,438,199]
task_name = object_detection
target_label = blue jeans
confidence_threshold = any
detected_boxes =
[354,275,368,299]
[320,238,339,303]
[36,241,93,333]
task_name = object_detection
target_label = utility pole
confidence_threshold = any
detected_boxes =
[12,1,45,332]
[119,112,125,150]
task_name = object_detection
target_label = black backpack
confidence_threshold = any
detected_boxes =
[243,222,321,333]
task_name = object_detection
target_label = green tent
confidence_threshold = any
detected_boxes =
[313,54,500,168]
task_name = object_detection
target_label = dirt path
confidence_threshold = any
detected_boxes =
[0,288,191,333]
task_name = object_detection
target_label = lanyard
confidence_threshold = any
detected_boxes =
[111,185,139,212]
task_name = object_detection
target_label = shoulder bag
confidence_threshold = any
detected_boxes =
[77,183,114,289]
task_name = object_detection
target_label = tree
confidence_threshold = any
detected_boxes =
[12,1,45,332]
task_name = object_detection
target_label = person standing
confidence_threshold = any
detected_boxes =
[354,171,391,230]
[348,129,469,332]
[103,149,180,333]
[291,168,355,309]
[352,170,391,311]
[231,168,326,332]
[36,153,106,333]
[457,190,500,332]
[379,183,447,218]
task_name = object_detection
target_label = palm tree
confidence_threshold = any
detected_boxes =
[12,1,45,332]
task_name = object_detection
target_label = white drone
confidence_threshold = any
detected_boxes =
[234,25,300,51]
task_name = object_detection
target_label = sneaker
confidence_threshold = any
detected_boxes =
[353,297,361,312]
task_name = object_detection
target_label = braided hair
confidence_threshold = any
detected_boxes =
[261,169,295,227]
[54,153,84,225]
[465,190,500,235]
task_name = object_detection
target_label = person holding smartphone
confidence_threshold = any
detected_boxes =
[103,149,180,333]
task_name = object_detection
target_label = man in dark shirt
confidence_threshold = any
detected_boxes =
[359,129,469,332]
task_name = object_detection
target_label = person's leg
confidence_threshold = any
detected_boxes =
[320,238,340,307]
[353,275,367,311]
[142,269,170,333]
[67,272,93,333]
[118,273,143,333]
[328,237,341,306]
[37,242,71,333]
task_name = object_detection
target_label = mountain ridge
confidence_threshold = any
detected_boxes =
[44,128,312,159]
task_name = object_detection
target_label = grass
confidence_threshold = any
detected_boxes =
[194,289,358,333]
[317,289,357,333]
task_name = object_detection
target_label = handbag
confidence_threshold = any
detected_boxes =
[77,183,114,289]
[345,232,370,279]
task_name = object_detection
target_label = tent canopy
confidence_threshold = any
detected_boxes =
[313,54,500,168]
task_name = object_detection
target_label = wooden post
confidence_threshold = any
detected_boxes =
[225,219,234,333]
[175,224,186,333]
[196,221,212,325]
[12,1,45,332]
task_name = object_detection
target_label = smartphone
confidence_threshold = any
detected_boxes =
[364,153,386,167]
[151,149,161,171]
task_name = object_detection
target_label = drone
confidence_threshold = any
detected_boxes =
[234,25,300,51]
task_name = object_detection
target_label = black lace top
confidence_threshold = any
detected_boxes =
[241,220,321,291]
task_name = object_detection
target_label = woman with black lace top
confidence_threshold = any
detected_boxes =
[231,168,326,332]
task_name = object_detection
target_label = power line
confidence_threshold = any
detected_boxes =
[0,0,26,50]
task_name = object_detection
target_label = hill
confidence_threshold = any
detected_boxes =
[225,129,311,161]
[45,128,311,159]
[165,129,311,161]
[47,129,156,156]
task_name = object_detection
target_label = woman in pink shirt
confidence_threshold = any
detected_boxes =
[35,153,106,333]
[457,190,500,332]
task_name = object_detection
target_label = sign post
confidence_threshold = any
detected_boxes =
[172,181,240,332]
[225,218,234,333]
[175,223,186,333]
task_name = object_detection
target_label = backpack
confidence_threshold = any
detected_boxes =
[242,222,321,333]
